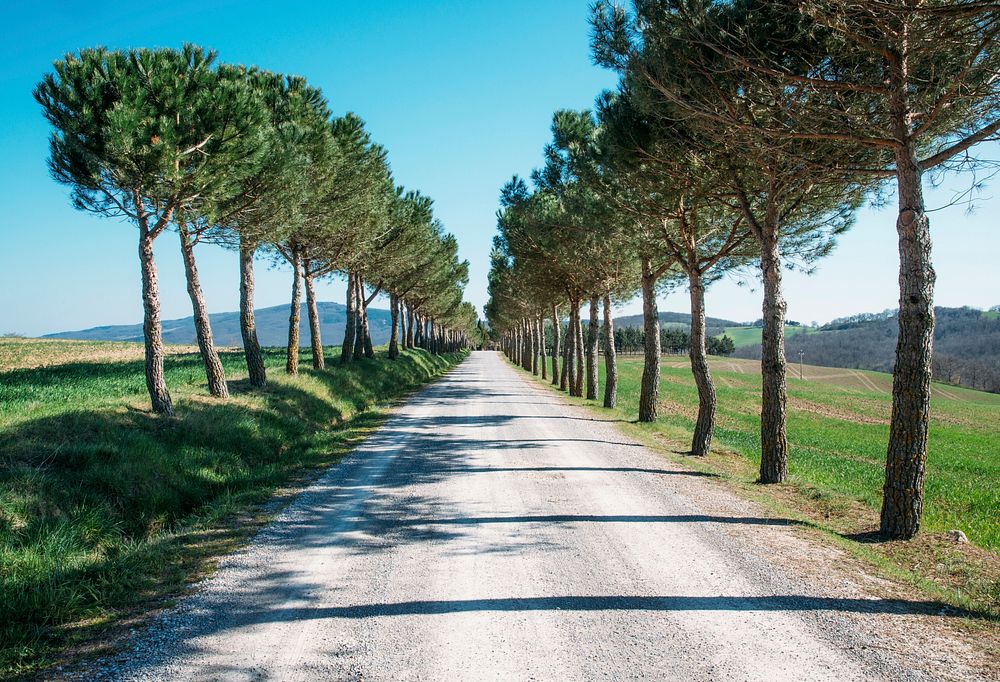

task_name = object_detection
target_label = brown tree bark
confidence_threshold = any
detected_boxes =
[524,317,538,376]
[405,302,415,349]
[522,318,531,370]
[688,269,716,456]
[304,263,324,370]
[538,316,547,380]
[354,274,366,358]
[758,220,789,483]
[639,257,660,423]
[550,304,561,386]
[574,300,585,397]
[139,226,174,415]
[285,247,302,375]
[388,293,400,359]
[178,223,228,399]
[239,238,267,388]
[586,296,599,400]
[565,304,577,394]
[341,271,357,364]
[603,294,617,409]
[881,72,936,539]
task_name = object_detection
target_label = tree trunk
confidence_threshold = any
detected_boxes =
[574,301,585,397]
[285,247,302,375]
[341,271,357,364]
[688,269,716,456]
[139,227,174,415]
[881,102,935,538]
[531,317,539,375]
[603,294,617,409]
[639,257,660,422]
[758,220,789,483]
[388,293,400,359]
[354,274,366,357]
[405,302,414,349]
[566,304,577,394]
[304,264,324,370]
[586,296,599,400]
[538,316,547,381]
[239,238,267,388]
[362,304,374,358]
[551,304,560,386]
[178,224,228,399]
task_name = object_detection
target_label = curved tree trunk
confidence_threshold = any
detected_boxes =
[688,269,716,456]
[285,247,302,375]
[551,304,560,386]
[639,257,660,423]
[586,296,599,400]
[341,271,357,364]
[304,264,324,370]
[758,223,789,483]
[881,132,935,539]
[538,316,547,381]
[603,294,617,409]
[139,228,174,415]
[178,224,228,399]
[239,238,267,388]
[388,293,400,359]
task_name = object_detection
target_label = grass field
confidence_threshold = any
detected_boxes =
[718,325,815,348]
[518,353,1000,617]
[0,338,465,676]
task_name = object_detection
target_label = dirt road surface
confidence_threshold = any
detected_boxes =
[83,352,984,681]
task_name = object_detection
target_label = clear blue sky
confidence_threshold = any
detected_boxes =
[1,1,997,337]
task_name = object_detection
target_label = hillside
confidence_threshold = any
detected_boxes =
[44,301,393,348]
[614,310,739,336]
[733,306,1000,393]
[716,325,816,348]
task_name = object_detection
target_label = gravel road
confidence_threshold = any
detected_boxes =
[83,351,981,680]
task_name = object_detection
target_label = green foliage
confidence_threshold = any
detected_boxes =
[0,339,464,676]
[35,45,267,225]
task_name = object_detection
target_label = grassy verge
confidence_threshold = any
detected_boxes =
[511,354,1000,623]
[0,338,465,677]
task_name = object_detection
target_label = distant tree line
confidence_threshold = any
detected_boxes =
[36,45,480,416]
[486,1,1000,540]
[612,327,735,357]
[736,307,1000,393]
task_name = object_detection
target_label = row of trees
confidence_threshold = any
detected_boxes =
[487,0,1000,539]
[613,327,735,356]
[36,45,478,415]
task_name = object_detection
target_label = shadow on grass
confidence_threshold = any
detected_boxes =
[0,347,463,676]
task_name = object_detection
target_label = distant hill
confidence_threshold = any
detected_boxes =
[45,302,393,348]
[614,311,739,337]
[733,306,1000,394]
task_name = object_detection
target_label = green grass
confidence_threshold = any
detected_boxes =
[718,325,815,348]
[517,354,1000,617]
[0,338,465,677]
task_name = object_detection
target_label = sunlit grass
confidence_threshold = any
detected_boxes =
[515,353,1000,618]
[0,339,465,676]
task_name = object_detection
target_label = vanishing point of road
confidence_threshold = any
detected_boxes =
[85,352,978,681]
